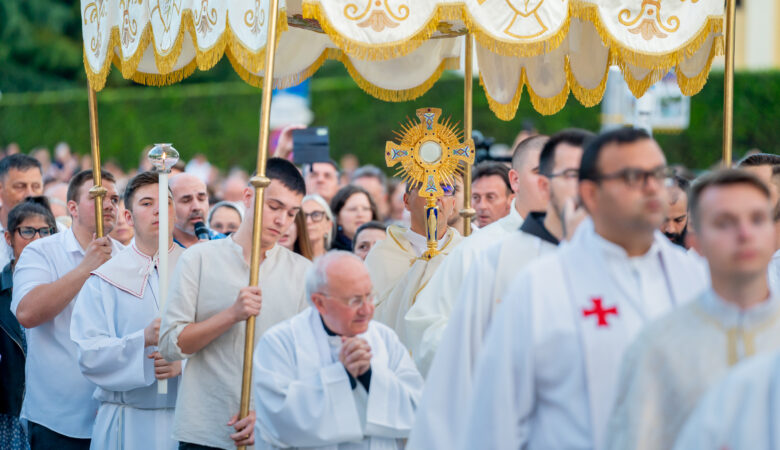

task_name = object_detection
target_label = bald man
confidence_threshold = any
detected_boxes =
[403,135,548,362]
[170,173,221,248]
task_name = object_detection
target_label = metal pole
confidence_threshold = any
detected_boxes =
[238,0,279,446]
[460,34,475,236]
[723,0,736,167]
[87,86,107,237]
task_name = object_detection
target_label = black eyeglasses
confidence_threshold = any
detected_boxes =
[589,166,673,189]
[304,211,326,223]
[16,226,56,239]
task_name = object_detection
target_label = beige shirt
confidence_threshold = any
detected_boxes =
[159,237,311,449]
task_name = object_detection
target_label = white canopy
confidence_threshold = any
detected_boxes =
[81,0,724,118]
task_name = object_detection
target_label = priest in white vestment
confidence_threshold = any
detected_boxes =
[253,251,423,449]
[71,172,182,450]
[606,169,780,450]
[406,129,592,450]
[459,128,708,450]
[365,183,462,344]
[160,158,311,449]
[402,135,548,352]
[674,350,780,450]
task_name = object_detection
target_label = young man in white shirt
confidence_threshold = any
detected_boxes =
[160,158,312,449]
[71,171,183,449]
[12,169,123,449]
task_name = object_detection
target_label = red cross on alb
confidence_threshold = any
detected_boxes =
[582,297,618,327]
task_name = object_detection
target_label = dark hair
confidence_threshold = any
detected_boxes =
[305,160,341,176]
[351,165,387,187]
[124,171,168,212]
[689,169,771,231]
[67,169,117,203]
[266,157,306,196]
[538,129,595,176]
[579,127,652,182]
[472,161,512,193]
[330,185,379,224]
[737,153,780,168]
[7,196,57,235]
[0,154,42,181]
[353,221,387,247]
[672,174,690,192]
[511,135,548,170]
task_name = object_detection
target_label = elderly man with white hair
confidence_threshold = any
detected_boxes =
[252,251,424,449]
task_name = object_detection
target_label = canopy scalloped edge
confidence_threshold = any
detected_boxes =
[228,47,460,102]
[302,0,722,65]
[85,9,289,91]
[482,16,724,120]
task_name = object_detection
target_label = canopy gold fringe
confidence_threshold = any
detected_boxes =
[83,9,288,92]
[231,46,458,102]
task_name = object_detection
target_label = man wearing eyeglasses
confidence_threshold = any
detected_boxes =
[459,127,708,450]
[0,154,44,269]
[365,180,462,345]
[252,251,423,449]
[12,169,123,449]
[407,128,592,450]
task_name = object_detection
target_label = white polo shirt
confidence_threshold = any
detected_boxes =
[11,228,123,438]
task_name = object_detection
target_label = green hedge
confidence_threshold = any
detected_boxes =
[1,62,778,172]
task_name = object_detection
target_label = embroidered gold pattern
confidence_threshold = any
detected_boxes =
[120,0,139,47]
[194,0,217,35]
[502,0,563,39]
[619,0,680,40]
[244,0,266,34]
[83,0,108,57]
[344,1,410,32]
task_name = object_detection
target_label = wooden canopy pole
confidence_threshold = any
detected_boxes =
[460,34,476,236]
[722,0,736,167]
[87,86,107,236]
[237,0,280,447]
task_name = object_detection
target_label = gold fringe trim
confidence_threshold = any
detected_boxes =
[479,72,524,121]
[676,34,725,97]
[524,70,570,116]
[83,8,288,91]
[302,1,440,61]
[231,45,456,102]
[571,1,723,71]
[567,56,609,107]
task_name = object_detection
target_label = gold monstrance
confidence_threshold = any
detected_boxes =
[385,107,475,260]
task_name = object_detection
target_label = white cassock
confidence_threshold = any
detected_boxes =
[459,220,708,450]
[768,249,780,291]
[403,203,523,365]
[71,243,183,450]
[366,224,462,345]
[253,307,424,449]
[406,227,557,450]
[606,288,780,450]
[674,350,780,450]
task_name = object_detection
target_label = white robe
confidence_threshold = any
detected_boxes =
[674,350,780,450]
[458,220,708,450]
[606,288,780,450]
[406,229,557,450]
[366,225,462,346]
[403,205,523,366]
[71,243,183,450]
[253,307,424,450]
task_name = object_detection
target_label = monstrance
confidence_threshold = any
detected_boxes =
[385,107,474,260]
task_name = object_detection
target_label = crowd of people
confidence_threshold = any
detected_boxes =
[1,128,780,450]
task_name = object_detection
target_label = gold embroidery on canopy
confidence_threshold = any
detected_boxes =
[120,0,140,47]
[619,0,680,40]
[194,0,217,35]
[245,0,266,34]
[344,1,410,33]
[502,0,564,40]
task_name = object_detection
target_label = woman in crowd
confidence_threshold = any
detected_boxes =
[0,197,58,450]
[208,201,244,235]
[330,185,378,251]
[279,211,314,260]
[301,194,333,259]
[352,221,387,260]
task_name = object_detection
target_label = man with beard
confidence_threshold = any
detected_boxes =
[12,170,124,448]
[170,173,222,248]
[661,175,689,248]
[459,128,708,450]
